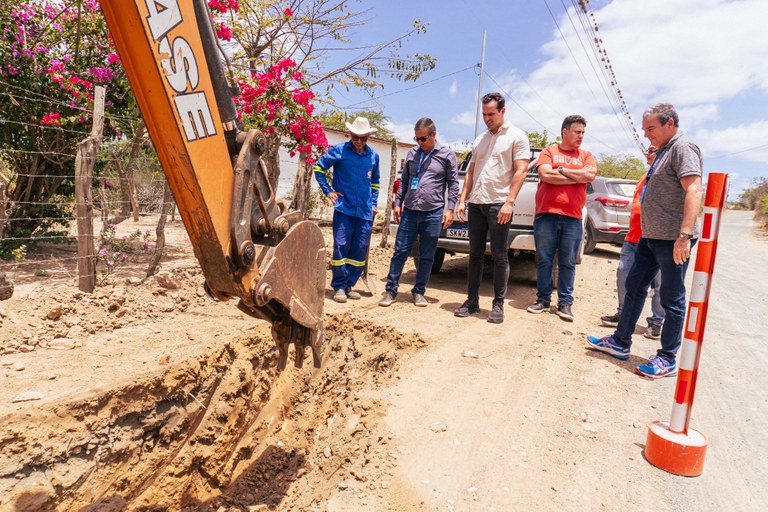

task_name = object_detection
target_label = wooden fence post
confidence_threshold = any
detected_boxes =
[75,86,105,292]
[380,137,398,248]
[0,183,7,237]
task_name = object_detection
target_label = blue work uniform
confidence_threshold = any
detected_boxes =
[313,141,380,291]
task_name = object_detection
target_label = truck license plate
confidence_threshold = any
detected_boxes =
[447,227,469,239]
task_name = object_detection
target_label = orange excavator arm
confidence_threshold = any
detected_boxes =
[98,0,325,369]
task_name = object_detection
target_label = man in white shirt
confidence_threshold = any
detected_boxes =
[454,92,530,323]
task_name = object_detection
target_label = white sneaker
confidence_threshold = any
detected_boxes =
[333,289,347,303]
[378,292,395,307]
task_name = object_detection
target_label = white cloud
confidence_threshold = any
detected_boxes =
[694,121,768,164]
[450,110,477,127]
[443,138,473,152]
[386,121,415,142]
[491,0,768,164]
[449,80,458,97]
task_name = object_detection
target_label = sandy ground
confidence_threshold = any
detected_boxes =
[0,210,765,511]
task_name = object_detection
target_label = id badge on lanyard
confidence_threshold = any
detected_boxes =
[640,147,667,203]
[411,148,434,191]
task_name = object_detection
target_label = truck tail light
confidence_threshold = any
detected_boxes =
[595,196,630,207]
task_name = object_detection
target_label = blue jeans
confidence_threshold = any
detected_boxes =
[385,207,443,296]
[614,237,696,361]
[467,203,511,304]
[617,241,665,327]
[533,213,583,306]
[331,211,372,291]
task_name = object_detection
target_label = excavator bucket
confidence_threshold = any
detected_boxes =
[99,0,326,368]
[248,221,325,369]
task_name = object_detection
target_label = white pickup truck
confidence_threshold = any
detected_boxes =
[392,147,584,273]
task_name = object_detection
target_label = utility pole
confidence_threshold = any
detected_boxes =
[473,30,487,140]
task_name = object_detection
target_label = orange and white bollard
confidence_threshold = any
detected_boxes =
[644,172,728,477]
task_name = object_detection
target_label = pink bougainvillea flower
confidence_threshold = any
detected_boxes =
[216,22,232,41]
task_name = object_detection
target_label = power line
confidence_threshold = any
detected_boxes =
[560,0,639,150]
[571,0,644,151]
[484,71,623,151]
[482,72,551,133]
[707,143,768,160]
[334,65,476,110]
[542,0,638,153]
[542,0,603,109]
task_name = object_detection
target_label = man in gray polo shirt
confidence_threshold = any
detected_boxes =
[379,117,459,307]
[454,92,530,323]
[587,103,703,379]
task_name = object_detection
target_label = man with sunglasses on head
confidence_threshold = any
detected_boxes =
[454,92,530,323]
[379,118,459,307]
[314,117,381,303]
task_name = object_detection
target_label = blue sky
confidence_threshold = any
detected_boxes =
[324,0,768,199]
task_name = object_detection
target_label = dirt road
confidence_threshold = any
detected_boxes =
[0,210,764,511]
[338,208,767,512]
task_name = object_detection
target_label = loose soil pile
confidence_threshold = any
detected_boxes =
[1,264,429,511]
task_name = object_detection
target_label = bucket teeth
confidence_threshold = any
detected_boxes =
[271,318,322,370]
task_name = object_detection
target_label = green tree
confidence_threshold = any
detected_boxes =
[527,130,560,149]
[595,153,646,179]
[218,0,435,187]
[318,109,395,140]
[0,0,135,256]
[226,1,435,96]
[738,177,768,210]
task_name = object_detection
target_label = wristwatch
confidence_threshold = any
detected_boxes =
[677,232,693,240]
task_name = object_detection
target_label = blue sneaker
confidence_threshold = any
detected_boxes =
[586,334,630,360]
[635,355,677,379]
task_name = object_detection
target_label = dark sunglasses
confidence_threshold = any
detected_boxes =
[414,135,431,143]
[351,135,369,142]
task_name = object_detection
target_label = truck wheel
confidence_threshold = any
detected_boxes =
[584,223,597,254]
[431,248,446,274]
[576,226,586,264]
[414,248,446,275]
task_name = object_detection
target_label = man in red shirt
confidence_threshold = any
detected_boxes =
[599,147,665,338]
[527,115,596,321]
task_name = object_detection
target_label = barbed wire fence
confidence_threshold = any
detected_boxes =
[0,148,329,300]
[0,87,190,294]
[0,79,342,298]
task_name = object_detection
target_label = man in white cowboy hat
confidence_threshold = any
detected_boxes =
[314,117,381,302]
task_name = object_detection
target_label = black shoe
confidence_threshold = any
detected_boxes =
[643,324,662,340]
[600,313,619,327]
[557,304,573,322]
[487,301,504,323]
[454,299,480,317]
[526,301,550,314]
[557,303,574,322]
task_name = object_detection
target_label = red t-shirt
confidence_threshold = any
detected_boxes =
[625,176,646,244]
[535,145,596,219]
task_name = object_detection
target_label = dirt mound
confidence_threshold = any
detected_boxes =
[0,267,210,355]
[1,301,429,511]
